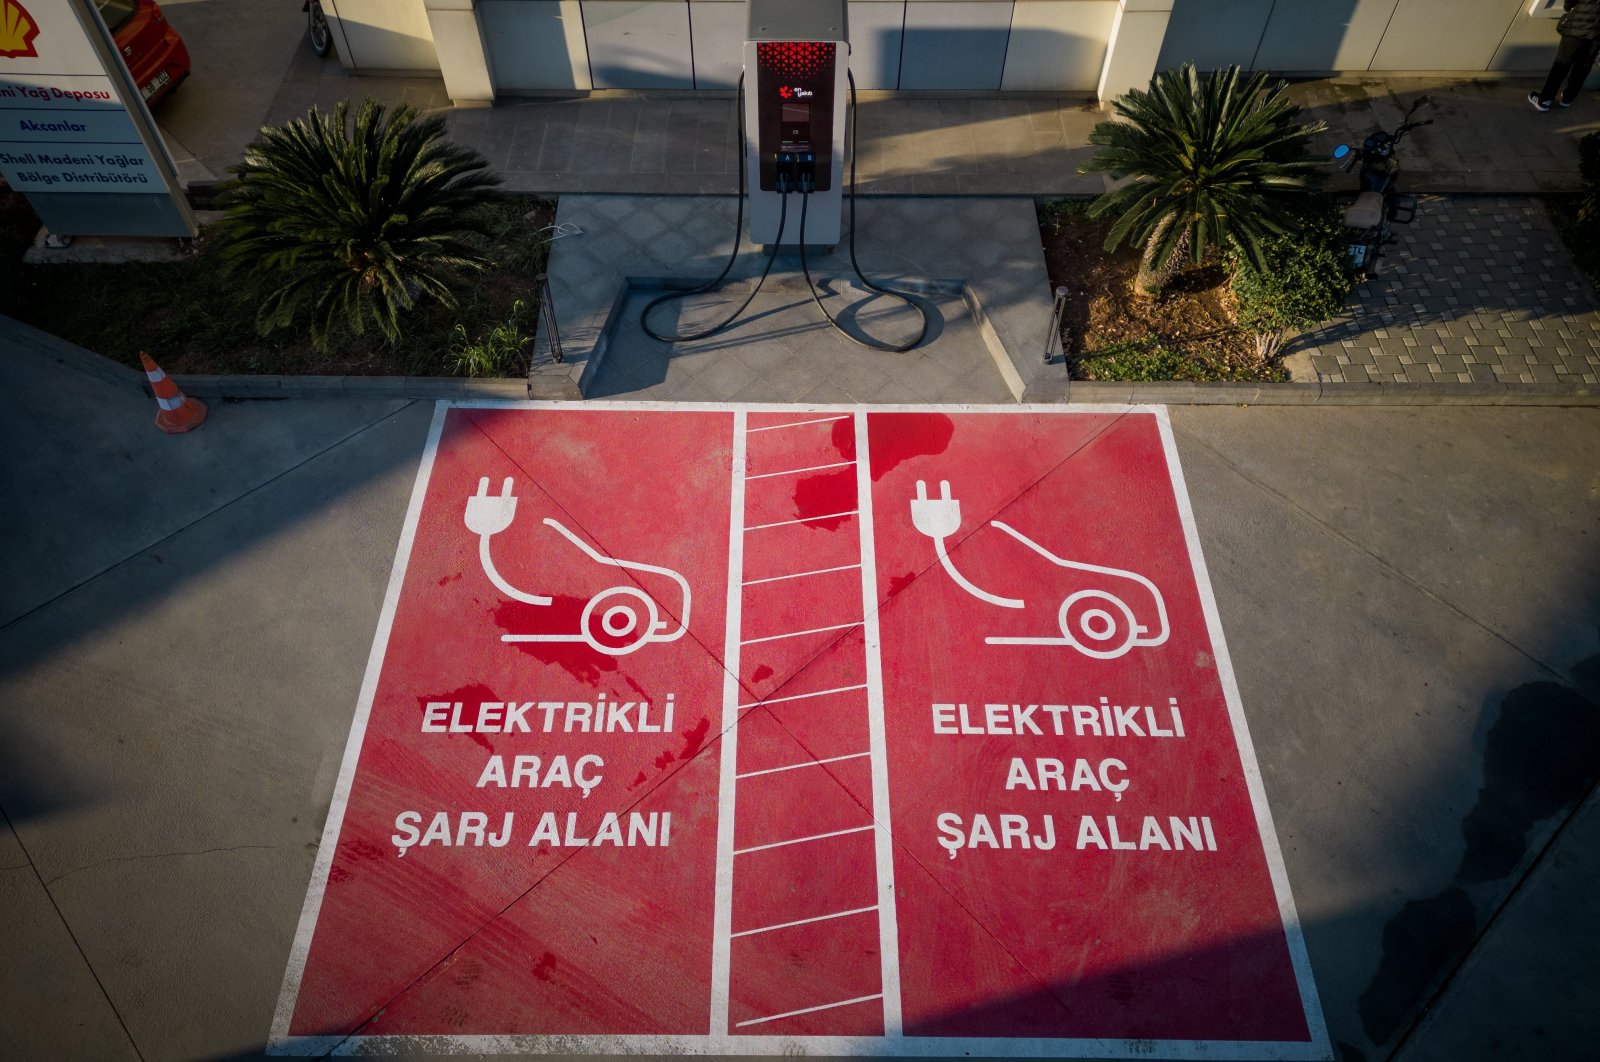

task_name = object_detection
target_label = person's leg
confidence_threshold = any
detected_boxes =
[1560,37,1600,103]
[1538,35,1582,104]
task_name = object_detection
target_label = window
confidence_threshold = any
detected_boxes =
[95,0,140,35]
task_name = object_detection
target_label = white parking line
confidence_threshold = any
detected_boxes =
[742,562,862,587]
[738,683,868,710]
[745,510,859,531]
[740,621,862,646]
[734,993,885,1028]
[730,905,880,939]
[736,752,871,779]
[745,460,857,481]
[745,415,850,433]
[733,824,876,856]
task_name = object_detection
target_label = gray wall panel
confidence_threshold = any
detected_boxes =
[1252,0,1398,73]
[325,0,440,71]
[1371,0,1521,71]
[848,1,907,89]
[1491,6,1563,71]
[482,0,585,90]
[689,0,746,88]
[583,1,695,88]
[1003,1,1118,91]
[900,1,1014,89]
[1158,0,1275,71]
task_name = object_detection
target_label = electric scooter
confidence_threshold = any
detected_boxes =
[1331,95,1433,279]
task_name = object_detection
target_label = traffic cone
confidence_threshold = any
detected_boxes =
[140,352,207,434]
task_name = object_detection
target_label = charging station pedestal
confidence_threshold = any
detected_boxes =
[743,0,849,251]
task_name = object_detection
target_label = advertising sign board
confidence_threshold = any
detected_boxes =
[0,0,194,236]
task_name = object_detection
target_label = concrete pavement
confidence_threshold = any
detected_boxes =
[4,332,1597,1060]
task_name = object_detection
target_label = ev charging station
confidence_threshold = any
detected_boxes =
[640,0,927,352]
[742,1,849,249]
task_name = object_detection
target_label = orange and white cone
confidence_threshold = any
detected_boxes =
[140,352,207,434]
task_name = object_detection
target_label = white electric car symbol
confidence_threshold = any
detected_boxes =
[910,479,1169,659]
[465,477,691,656]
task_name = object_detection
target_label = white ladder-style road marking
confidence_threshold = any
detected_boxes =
[738,683,868,710]
[745,510,860,531]
[729,905,880,939]
[744,415,850,433]
[736,751,871,780]
[745,460,857,480]
[742,562,862,587]
[740,621,863,646]
[712,410,903,1039]
[733,824,877,857]
[735,993,885,1029]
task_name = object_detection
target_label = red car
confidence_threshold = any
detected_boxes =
[96,0,190,106]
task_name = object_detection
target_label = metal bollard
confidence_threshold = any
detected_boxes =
[536,273,564,364]
[1043,285,1068,365]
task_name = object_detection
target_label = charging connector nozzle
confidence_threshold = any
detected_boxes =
[796,152,817,193]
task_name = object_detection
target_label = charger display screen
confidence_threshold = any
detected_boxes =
[781,102,812,149]
[754,41,836,192]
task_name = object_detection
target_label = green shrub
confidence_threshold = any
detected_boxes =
[448,298,534,377]
[1230,204,1355,360]
[1038,198,1094,234]
[1079,64,1326,294]
[477,195,558,278]
[216,98,502,350]
[1548,132,1600,294]
[1578,130,1600,191]
[1076,337,1256,382]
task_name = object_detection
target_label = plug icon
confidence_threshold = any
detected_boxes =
[464,475,550,606]
[465,476,519,537]
[909,479,1023,610]
[911,479,961,539]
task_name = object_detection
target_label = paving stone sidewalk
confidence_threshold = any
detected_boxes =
[260,49,1594,198]
[1288,197,1600,385]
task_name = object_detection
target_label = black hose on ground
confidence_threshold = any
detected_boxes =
[639,74,789,344]
[796,69,929,353]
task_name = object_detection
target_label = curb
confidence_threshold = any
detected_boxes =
[178,375,532,400]
[12,317,1598,406]
[1059,381,1600,405]
[172,376,1600,406]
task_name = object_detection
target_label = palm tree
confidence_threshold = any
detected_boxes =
[1080,64,1326,295]
[216,98,501,348]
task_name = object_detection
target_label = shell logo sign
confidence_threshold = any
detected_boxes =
[0,0,40,59]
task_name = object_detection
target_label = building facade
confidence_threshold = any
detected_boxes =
[321,0,1574,104]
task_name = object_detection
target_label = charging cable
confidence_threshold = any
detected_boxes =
[797,69,929,353]
[535,222,583,242]
[640,73,788,344]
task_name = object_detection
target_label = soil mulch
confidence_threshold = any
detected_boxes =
[0,190,556,377]
[1037,202,1276,381]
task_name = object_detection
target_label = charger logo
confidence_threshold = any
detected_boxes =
[0,0,40,59]
[777,86,813,100]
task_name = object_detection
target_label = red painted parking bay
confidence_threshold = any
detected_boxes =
[269,403,1329,1060]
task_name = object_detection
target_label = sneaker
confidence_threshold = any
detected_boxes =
[1558,98,1573,108]
[1529,91,1552,112]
